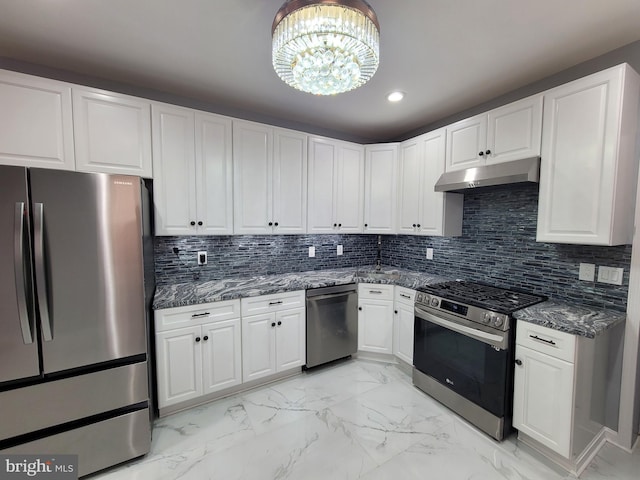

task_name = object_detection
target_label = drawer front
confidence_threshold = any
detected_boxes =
[358,283,394,301]
[241,290,305,315]
[516,321,576,363]
[394,286,416,305]
[155,300,240,332]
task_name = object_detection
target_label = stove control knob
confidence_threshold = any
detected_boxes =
[493,316,504,327]
[483,312,491,323]
[416,293,424,303]
[430,297,439,307]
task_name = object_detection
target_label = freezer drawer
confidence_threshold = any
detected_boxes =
[0,362,148,441]
[1,408,151,478]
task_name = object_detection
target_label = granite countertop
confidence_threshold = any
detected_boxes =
[513,300,626,339]
[152,266,449,310]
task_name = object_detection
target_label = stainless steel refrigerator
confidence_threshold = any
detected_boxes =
[0,166,154,477]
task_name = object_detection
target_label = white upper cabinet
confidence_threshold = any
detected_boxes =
[397,129,463,236]
[152,103,233,235]
[364,144,398,234]
[446,94,543,172]
[73,86,153,177]
[0,70,75,170]
[233,120,307,235]
[308,136,364,233]
[536,64,640,245]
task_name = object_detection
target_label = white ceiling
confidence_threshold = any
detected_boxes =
[1,0,639,143]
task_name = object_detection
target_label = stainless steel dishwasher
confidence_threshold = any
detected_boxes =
[305,283,358,368]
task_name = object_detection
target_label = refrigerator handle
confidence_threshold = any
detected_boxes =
[34,203,53,342]
[14,202,34,344]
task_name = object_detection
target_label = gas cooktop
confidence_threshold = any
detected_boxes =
[417,281,546,315]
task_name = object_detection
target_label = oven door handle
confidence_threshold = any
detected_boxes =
[415,306,508,350]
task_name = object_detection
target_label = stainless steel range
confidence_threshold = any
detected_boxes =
[412,280,545,441]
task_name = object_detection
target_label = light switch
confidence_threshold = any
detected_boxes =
[598,266,624,285]
[578,263,595,281]
[309,246,316,258]
[337,245,343,256]
[426,248,434,260]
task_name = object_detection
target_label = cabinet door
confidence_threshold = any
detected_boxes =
[233,121,273,234]
[364,144,397,234]
[358,299,393,354]
[273,129,307,234]
[486,94,542,165]
[196,112,234,235]
[73,87,152,177]
[201,319,242,394]
[242,313,277,382]
[275,307,306,371]
[417,128,463,237]
[152,104,197,235]
[393,302,414,365]
[0,70,75,170]
[155,326,203,408]
[513,344,574,458]
[536,65,638,245]
[307,137,337,233]
[336,143,365,233]
[445,114,487,172]
[397,139,422,234]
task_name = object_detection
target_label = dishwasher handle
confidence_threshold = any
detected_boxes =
[306,291,356,303]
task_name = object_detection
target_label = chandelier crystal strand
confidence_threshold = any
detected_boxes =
[272,1,380,95]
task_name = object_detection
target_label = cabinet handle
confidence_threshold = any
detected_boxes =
[515,359,522,366]
[369,290,383,294]
[417,224,421,228]
[358,307,362,311]
[271,322,276,327]
[268,222,273,226]
[198,221,203,226]
[412,223,416,228]
[277,321,282,326]
[333,223,337,227]
[274,222,279,226]
[478,151,484,157]
[195,336,201,342]
[190,221,196,226]
[364,223,368,228]
[203,335,209,341]
[338,223,342,227]
[529,334,556,346]
[191,312,210,318]
[485,149,491,156]
[400,294,411,299]
[269,301,283,306]
[394,310,398,314]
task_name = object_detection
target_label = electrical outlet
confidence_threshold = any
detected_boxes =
[578,263,595,281]
[337,245,343,256]
[426,248,434,260]
[197,251,207,265]
[309,246,315,258]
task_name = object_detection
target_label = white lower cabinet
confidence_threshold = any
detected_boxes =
[393,287,416,364]
[512,320,615,474]
[155,300,242,411]
[241,291,306,382]
[358,284,394,354]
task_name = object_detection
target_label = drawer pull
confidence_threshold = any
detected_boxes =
[191,312,210,318]
[530,334,556,346]
[515,359,522,366]
[369,290,383,294]
[400,294,411,299]
[269,301,283,306]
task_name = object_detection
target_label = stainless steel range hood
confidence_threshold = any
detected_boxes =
[434,157,540,193]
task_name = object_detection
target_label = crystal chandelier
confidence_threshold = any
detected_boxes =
[272,0,380,95]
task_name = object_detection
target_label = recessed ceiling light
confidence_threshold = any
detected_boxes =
[387,91,405,102]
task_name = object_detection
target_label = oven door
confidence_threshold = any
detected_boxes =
[414,305,510,417]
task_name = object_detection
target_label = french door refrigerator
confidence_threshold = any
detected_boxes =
[0,166,154,477]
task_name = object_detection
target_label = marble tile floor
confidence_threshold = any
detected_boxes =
[91,359,640,480]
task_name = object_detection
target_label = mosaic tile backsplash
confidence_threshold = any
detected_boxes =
[154,183,631,311]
